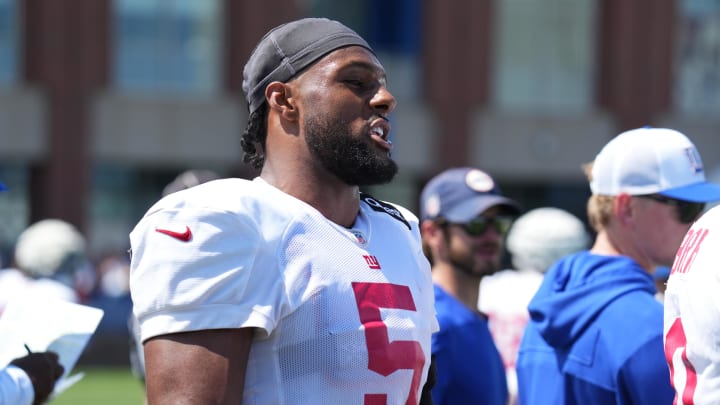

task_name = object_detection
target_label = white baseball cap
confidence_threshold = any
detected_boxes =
[590,127,720,202]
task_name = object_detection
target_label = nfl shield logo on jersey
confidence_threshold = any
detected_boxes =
[351,230,368,247]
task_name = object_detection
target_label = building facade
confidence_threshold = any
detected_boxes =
[1,0,719,256]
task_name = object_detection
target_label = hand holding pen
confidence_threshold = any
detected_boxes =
[10,344,65,405]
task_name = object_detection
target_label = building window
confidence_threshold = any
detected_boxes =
[675,0,720,115]
[0,165,29,259]
[0,0,18,84]
[113,0,222,94]
[303,0,421,99]
[492,0,597,112]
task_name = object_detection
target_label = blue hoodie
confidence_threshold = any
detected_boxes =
[516,251,674,405]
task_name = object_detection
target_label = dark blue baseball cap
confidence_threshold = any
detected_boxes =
[0,181,6,191]
[420,167,521,222]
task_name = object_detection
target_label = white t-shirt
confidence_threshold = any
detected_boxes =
[664,205,720,405]
[130,178,438,405]
[479,268,543,405]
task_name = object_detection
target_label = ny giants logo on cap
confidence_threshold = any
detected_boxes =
[424,195,441,218]
[465,169,495,192]
[684,147,704,174]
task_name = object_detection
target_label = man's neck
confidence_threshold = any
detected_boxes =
[432,264,481,312]
[260,170,360,228]
[590,230,653,272]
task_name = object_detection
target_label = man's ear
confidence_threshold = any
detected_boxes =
[614,193,633,225]
[266,82,298,121]
[421,220,449,264]
[421,220,444,247]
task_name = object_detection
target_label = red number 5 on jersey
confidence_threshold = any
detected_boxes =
[352,282,426,405]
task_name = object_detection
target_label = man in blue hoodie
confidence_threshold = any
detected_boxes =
[516,127,720,405]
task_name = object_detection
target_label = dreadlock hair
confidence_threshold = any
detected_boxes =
[241,103,268,169]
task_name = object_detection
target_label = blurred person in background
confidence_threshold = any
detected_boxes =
[420,167,520,405]
[0,181,66,405]
[161,169,221,197]
[517,127,720,405]
[0,218,90,316]
[479,207,590,404]
[80,250,134,368]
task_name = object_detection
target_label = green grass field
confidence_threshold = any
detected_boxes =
[49,366,146,405]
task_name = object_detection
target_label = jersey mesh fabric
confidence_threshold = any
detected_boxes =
[130,178,438,404]
[665,205,720,405]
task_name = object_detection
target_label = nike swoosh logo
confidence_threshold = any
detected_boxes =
[155,226,192,242]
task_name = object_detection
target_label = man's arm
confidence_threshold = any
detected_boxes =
[144,328,255,405]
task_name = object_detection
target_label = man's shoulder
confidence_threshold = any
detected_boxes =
[434,287,483,327]
[133,178,304,241]
[570,293,663,369]
[146,177,297,216]
[179,177,263,202]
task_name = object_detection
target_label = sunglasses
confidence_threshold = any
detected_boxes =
[440,215,515,236]
[636,194,705,224]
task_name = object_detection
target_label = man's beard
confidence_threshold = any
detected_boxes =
[445,238,502,280]
[304,114,398,186]
[451,254,501,280]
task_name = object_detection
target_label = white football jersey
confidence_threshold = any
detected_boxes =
[130,177,438,405]
[664,205,720,405]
